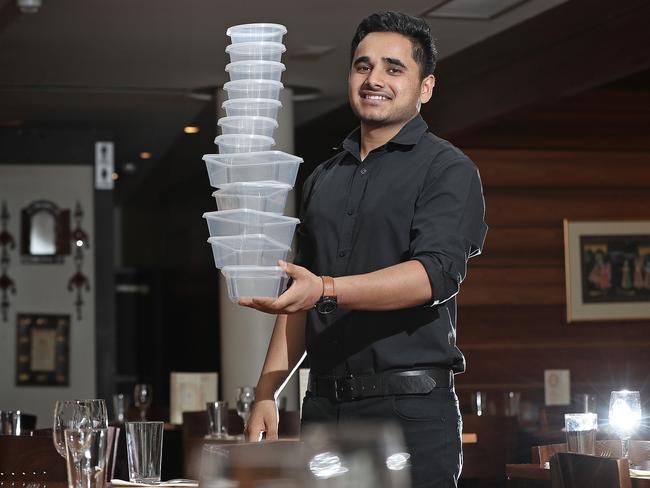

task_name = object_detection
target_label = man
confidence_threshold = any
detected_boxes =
[240,11,488,487]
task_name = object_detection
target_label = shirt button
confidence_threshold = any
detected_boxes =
[338,251,346,257]
[346,209,353,216]
[360,168,367,175]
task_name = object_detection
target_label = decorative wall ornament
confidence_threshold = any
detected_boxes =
[0,201,17,322]
[68,201,90,321]
[20,200,70,264]
[16,313,70,386]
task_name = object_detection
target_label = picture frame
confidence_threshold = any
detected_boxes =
[15,313,70,386]
[564,220,650,323]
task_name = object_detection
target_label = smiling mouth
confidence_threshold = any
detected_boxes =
[361,94,391,101]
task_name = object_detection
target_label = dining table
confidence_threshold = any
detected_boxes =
[506,463,650,487]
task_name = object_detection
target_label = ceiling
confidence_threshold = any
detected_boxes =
[0,0,568,174]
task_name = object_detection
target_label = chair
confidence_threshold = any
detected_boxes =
[0,426,120,483]
[460,414,518,481]
[0,434,67,482]
[550,452,631,488]
[533,440,650,467]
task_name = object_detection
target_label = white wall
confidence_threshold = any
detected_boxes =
[0,165,95,427]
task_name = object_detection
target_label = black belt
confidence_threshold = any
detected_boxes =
[308,368,453,402]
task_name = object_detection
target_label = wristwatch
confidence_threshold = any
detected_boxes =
[315,276,337,314]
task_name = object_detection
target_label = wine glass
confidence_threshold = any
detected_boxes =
[53,399,108,458]
[134,383,153,421]
[609,390,642,460]
[236,386,255,426]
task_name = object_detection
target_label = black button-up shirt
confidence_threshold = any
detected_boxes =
[296,114,488,376]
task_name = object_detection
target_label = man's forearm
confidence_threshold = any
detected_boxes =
[334,260,432,310]
[255,311,307,400]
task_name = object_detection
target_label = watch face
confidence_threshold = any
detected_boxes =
[317,298,337,314]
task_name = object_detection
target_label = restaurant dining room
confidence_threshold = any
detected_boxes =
[1,0,650,487]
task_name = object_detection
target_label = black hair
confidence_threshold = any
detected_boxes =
[350,11,438,78]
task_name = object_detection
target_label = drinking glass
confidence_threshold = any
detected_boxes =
[125,421,164,483]
[64,428,107,488]
[53,400,108,458]
[0,410,22,435]
[609,390,642,459]
[236,386,255,426]
[206,401,229,439]
[564,413,597,454]
[134,384,153,421]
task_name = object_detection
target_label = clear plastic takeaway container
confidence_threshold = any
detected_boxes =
[202,151,303,187]
[202,209,299,248]
[222,98,282,119]
[221,265,289,302]
[223,80,283,100]
[212,181,291,214]
[207,234,290,268]
[226,23,287,44]
[218,116,278,138]
[214,134,275,154]
[225,61,285,82]
[226,42,286,63]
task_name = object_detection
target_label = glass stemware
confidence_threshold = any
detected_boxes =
[236,386,255,426]
[609,390,642,460]
[134,384,153,421]
[53,399,108,458]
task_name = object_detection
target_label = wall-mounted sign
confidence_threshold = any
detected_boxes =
[95,141,114,190]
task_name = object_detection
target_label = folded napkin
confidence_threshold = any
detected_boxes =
[631,468,650,479]
[111,479,198,487]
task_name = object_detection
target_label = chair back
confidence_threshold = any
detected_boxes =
[550,452,631,488]
[0,434,67,482]
[534,440,650,467]
[460,414,518,480]
[0,426,120,483]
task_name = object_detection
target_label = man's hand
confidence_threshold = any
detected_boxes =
[244,399,279,442]
[239,260,323,314]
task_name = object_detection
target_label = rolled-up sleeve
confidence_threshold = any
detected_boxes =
[409,158,488,306]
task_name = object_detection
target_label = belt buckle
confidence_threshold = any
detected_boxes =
[333,375,355,402]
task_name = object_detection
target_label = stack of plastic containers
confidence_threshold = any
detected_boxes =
[202,23,302,302]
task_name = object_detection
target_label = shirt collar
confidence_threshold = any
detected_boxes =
[341,114,429,158]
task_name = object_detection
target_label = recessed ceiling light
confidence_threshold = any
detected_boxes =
[184,126,200,134]
[139,151,152,160]
[425,0,531,20]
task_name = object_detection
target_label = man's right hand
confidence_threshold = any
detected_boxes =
[244,399,279,442]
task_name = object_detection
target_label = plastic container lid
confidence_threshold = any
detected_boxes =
[202,150,303,187]
[212,181,292,214]
[202,208,299,248]
[207,234,290,268]
[214,134,275,154]
[223,79,284,100]
[226,23,287,44]
[221,98,282,119]
[226,42,286,62]
[217,116,278,137]
[225,60,285,81]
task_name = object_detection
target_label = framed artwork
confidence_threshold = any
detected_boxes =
[564,220,650,322]
[16,313,70,386]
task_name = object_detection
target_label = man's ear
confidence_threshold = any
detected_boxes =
[420,75,435,104]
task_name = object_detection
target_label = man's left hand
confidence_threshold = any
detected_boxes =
[238,260,323,314]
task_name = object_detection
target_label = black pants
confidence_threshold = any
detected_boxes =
[301,388,463,488]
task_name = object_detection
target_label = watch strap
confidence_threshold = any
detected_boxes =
[321,276,336,298]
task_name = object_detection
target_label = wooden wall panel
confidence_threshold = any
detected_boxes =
[453,80,650,414]
[466,149,650,188]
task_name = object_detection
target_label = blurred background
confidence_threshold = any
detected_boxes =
[1,0,650,483]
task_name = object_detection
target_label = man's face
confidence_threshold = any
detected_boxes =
[348,31,435,128]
